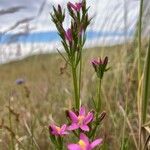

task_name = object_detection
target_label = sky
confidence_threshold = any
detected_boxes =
[0,0,139,34]
[0,0,141,63]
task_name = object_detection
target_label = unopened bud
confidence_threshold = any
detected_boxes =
[98,111,106,122]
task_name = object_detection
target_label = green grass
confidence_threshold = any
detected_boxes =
[0,44,149,149]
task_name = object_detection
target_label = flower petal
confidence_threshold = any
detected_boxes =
[84,112,94,124]
[60,124,69,135]
[61,124,67,132]
[67,123,79,131]
[91,138,103,149]
[68,2,77,11]
[67,144,81,150]
[49,125,58,135]
[79,106,85,116]
[63,131,69,135]
[75,3,82,11]
[68,111,78,122]
[80,133,89,145]
[80,125,89,131]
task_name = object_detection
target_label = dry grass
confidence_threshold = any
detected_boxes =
[0,44,149,149]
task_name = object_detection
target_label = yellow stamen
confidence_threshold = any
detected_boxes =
[78,140,86,150]
[78,115,84,125]
[55,127,61,133]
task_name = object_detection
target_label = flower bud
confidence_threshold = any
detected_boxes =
[65,28,73,43]
[91,57,109,79]
[98,111,106,122]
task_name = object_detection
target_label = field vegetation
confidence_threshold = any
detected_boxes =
[0,43,149,149]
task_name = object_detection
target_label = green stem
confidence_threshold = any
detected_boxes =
[138,0,143,82]
[97,78,102,114]
[57,137,63,150]
[138,0,144,149]
[89,123,98,139]
[78,51,82,104]
[90,78,102,139]
[71,65,79,110]
[143,39,150,121]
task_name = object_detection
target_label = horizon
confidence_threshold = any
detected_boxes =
[0,29,134,44]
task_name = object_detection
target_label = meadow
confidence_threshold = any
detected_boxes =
[0,43,149,149]
[0,0,150,149]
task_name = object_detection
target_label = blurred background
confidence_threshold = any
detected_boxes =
[0,0,149,64]
[0,0,150,149]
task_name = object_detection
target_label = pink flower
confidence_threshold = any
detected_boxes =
[65,28,73,42]
[91,57,109,79]
[67,107,94,132]
[68,2,83,12]
[49,124,69,136]
[91,57,108,66]
[67,133,102,150]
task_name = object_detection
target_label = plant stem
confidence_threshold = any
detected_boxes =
[78,51,82,103]
[138,0,143,82]
[90,78,102,139]
[71,65,79,110]
[57,137,63,150]
[137,0,144,149]
[121,86,129,150]
[8,99,15,150]
[142,38,150,123]
[97,78,102,114]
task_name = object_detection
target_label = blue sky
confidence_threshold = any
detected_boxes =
[0,0,139,43]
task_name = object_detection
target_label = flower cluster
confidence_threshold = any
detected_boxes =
[91,57,109,79]
[51,0,91,66]
[68,133,102,150]
[49,107,104,150]
[49,1,109,149]
[67,106,93,132]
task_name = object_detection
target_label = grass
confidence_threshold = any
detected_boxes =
[0,43,149,149]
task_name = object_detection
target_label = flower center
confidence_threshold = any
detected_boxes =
[78,115,84,125]
[78,140,86,150]
[55,127,61,133]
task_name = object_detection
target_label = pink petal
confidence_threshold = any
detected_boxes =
[68,123,79,131]
[65,29,72,42]
[91,60,98,65]
[84,112,94,124]
[67,144,81,150]
[60,124,69,135]
[91,139,103,149]
[61,124,67,132]
[80,125,89,131]
[67,29,72,41]
[79,106,85,116]
[80,133,89,145]
[50,125,58,134]
[69,111,78,122]
[51,131,58,135]
[63,131,69,135]
[76,3,82,11]
[68,2,77,11]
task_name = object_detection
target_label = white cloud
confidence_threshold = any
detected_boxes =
[0,0,139,33]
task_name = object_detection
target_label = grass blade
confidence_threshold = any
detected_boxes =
[142,38,150,123]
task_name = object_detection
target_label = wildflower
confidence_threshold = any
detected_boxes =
[15,78,25,85]
[91,57,109,79]
[67,107,93,131]
[49,124,69,136]
[67,133,102,150]
[68,2,83,12]
[65,28,73,42]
